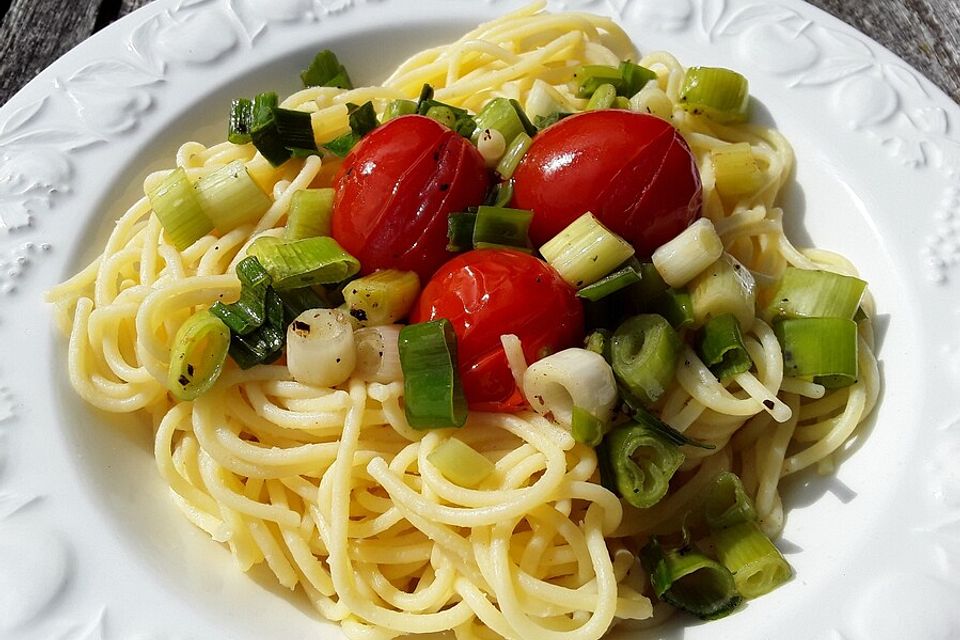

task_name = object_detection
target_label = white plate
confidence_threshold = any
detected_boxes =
[1,1,959,638]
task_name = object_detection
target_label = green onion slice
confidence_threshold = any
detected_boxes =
[641,537,742,620]
[711,521,792,599]
[703,471,757,530]
[194,160,272,232]
[228,98,253,144]
[764,267,867,321]
[577,264,642,302]
[618,60,658,96]
[209,256,273,335]
[273,107,317,153]
[343,269,420,327]
[610,314,681,407]
[383,99,417,122]
[472,97,525,147]
[495,131,532,180]
[246,236,360,290]
[774,317,858,388]
[398,319,468,430]
[250,92,292,166]
[472,205,534,252]
[276,286,333,324]
[416,84,476,137]
[228,288,286,369]
[597,421,684,509]
[697,313,753,380]
[679,66,750,123]
[447,212,477,253]
[147,167,214,251]
[427,437,494,488]
[285,188,335,240]
[586,83,617,110]
[571,405,606,447]
[321,101,380,157]
[300,49,353,89]
[574,64,622,98]
[167,310,231,401]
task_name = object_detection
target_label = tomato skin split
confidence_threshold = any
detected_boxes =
[332,115,491,282]
[412,249,585,412]
[512,110,703,257]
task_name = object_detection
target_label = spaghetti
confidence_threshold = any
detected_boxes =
[48,2,879,639]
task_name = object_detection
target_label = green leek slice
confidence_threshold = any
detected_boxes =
[447,212,477,253]
[610,314,681,407]
[398,319,468,430]
[597,421,684,508]
[641,537,742,620]
[285,188,335,240]
[711,521,792,599]
[228,288,287,369]
[427,438,494,488]
[495,131,532,179]
[167,310,230,401]
[246,236,360,290]
[472,205,534,252]
[764,267,866,321]
[703,471,757,530]
[540,212,635,289]
[209,256,273,335]
[679,67,750,123]
[250,92,292,166]
[577,264,643,302]
[194,160,272,232]
[147,167,214,251]
[300,49,353,89]
[472,97,526,147]
[697,313,753,380]
[774,317,858,388]
[343,269,420,326]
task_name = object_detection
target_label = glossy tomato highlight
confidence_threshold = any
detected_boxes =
[332,115,490,281]
[411,249,584,411]
[512,110,702,256]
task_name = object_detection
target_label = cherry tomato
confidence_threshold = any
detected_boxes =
[411,249,584,412]
[511,110,702,257]
[332,115,491,281]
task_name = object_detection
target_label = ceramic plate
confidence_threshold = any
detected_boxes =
[1,1,959,638]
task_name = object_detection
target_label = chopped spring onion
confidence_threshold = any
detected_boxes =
[286,308,356,386]
[657,288,696,330]
[598,421,684,508]
[194,160,272,232]
[300,49,353,89]
[698,313,753,381]
[425,105,457,129]
[774,317,858,388]
[476,128,507,168]
[651,218,724,288]
[447,212,477,252]
[427,437,495,488]
[577,263,642,302]
[472,97,526,148]
[521,348,619,445]
[690,254,757,331]
[276,286,333,324]
[285,188,335,240]
[247,235,360,290]
[167,310,231,401]
[273,107,318,153]
[618,60,658,96]
[641,537,742,620]
[228,98,253,144]
[702,472,792,598]
[586,83,617,110]
[764,267,867,321]
[711,521,792,599]
[250,92,292,166]
[228,287,286,369]
[712,142,764,198]
[383,99,417,121]
[703,471,757,530]
[540,212,636,289]
[610,314,681,407]
[473,205,534,252]
[354,325,403,384]
[495,131,532,179]
[343,269,420,327]
[416,85,476,138]
[209,256,273,335]
[319,101,379,157]
[147,167,214,251]
[574,64,622,98]
[679,67,750,124]
[399,319,468,430]
[534,111,571,129]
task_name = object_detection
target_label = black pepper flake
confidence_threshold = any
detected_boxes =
[439,183,450,192]
[351,308,368,321]
[293,320,311,334]
[187,364,195,377]
[336,358,341,363]
[763,399,775,410]
[178,375,190,387]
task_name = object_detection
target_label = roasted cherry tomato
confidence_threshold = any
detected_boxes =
[511,110,702,257]
[332,115,490,281]
[411,249,584,411]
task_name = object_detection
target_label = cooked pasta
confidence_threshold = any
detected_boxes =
[47,2,879,639]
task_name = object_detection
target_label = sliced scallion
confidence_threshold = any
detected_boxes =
[598,421,684,508]
[300,49,353,89]
[246,236,360,290]
[285,188,335,240]
[586,83,617,110]
[472,205,534,252]
[209,256,273,335]
[577,264,642,302]
[610,314,681,407]
[703,471,757,530]
[495,131,532,180]
[698,313,753,381]
[276,286,332,324]
[167,310,230,401]
[690,254,757,331]
[383,99,417,121]
[540,212,636,289]
[286,308,356,386]
[712,142,764,198]
[574,64,621,98]
[273,107,318,153]
[764,267,866,321]
[147,167,214,251]
[447,212,477,253]
[774,317,858,388]
[472,97,525,147]
[641,537,742,620]
[343,269,420,327]
[250,92,291,166]
[679,67,750,123]
[427,437,494,488]
[711,521,792,599]
[398,319,468,430]
[228,288,286,369]
[194,160,272,232]
[618,60,658,96]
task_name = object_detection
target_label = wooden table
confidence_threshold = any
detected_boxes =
[1,0,958,105]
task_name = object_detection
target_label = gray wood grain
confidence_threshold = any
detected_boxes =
[0,0,958,106]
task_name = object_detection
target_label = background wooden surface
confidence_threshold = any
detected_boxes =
[0,0,958,106]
